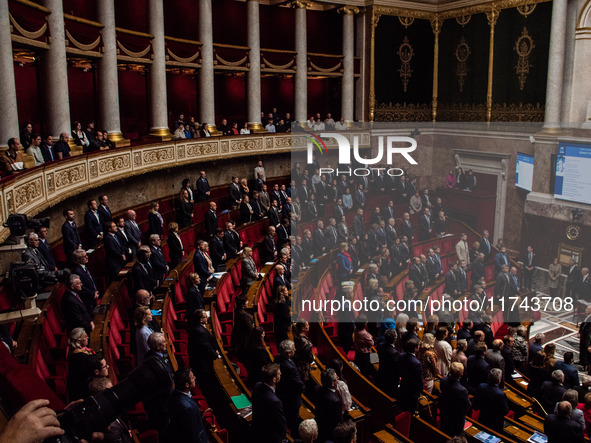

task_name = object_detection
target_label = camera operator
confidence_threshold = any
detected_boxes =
[21,231,68,285]
[87,378,132,443]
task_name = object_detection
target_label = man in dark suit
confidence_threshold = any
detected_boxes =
[540,370,567,413]
[522,245,536,291]
[494,246,510,276]
[276,339,305,436]
[398,338,423,413]
[229,176,242,208]
[473,368,509,432]
[426,248,441,283]
[61,274,94,334]
[471,253,486,288]
[223,221,241,259]
[377,329,401,397]
[97,194,113,227]
[149,234,169,280]
[62,208,82,267]
[261,226,278,264]
[578,268,591,301]
[466,342,490,394]
[21,232,58,285]
[282,197,293,220]
[72,249,99,317]
[193,240,213,294]
[124,210,142,258]
[567,259,583,300]
[84,199,103,248]
[478,230,493,261]
[268,199,281,227]
[444,262,459,298]
[196,170,211,202]
[555,352,580,390]
[409,257,426,294]
[400,212,414,244]
[579,307,591,368]
[384,200,395,221]
[273,264,291,293]
[440,362,471,437]
[251,191,264,219]
[39,134,56,162]
[188,309,219,382]
[204,201,218,238]
[186,273,204,322]
[352,209,364,239]
[276,219,290,250]
[132,247,158,293]
[418,207,432,241]
[397,175,410,201]
[252,363,287,443]
[167,368,208,443]
[36,226,56,271]
[315,369,343,442]
[209,229,227,270]
[544,401,585,443]
[495,264,510,299]
[334,198,345,220]
[114,216,133,261]
[455,260,468,296]
[104,222,126,280]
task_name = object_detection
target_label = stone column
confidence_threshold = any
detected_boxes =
[148,0,170,138]
[247,0,263,132]
[199,0,217,133]
[543,0,568,131]
[294,1,309,124]
[97,0,128,146]
[43,0,71,138]
[340,6,358,124]
[0,0,19,147]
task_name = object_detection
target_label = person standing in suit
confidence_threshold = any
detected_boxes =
[193,240,214,294]
[72,249,99,317]
[544,401,585,443]
[273,264,291,293]
[240,247,258,295]
[440,362,471,437]
[149,234,169,280]
[473,368,509,432]
[84,199,103,248]
[315,369,344,442]
[580,306,591,369]
[479,230,493,261]
[185,273,204,322]
[134,306,154,365]
[252,363,287,443]
[97,194,113,228]
[196,170,211,202]
[261,226,278,264]
[494,246,510,276]
[36,226,56,271]
[61,274,94,335]
[419,207,432,241]
[167,368,208,443]
[124,210,142,258]
[578,268,591,301]
[444,262,460,298]
[223,221,241,259]
[204,201,218,238]
[132,247,158,293]
[167,222,184,270]
[455,233,470,265]
[399,338,423,413]
[62,208,82,267]
[377,329,401,397]
[188,309,219,382]
[209,229,227,271]
[523,245,536,292]
[466,342,490,395]
[471,253,486,289]
[455,260,468,296]
[495,264,510,300]
[540,370,567,413]
[114,216,133,261]
[485,340,506,388]
[276,339,305,436]
[548,257,562,298]
[104,222,127,280]
[400,212,414,244]
[229,176,242,209]
[434,210,447,237]
[176,189,194,229]
[147,202,164,238]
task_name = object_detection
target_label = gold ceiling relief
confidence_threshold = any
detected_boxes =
[397,37,414,92]
[455,36,470,93]
[456,15,472,26]
[514,26,534,90]
[398,16,415,28]
[517,3,537,16]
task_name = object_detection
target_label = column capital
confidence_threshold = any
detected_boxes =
[338,6,360,15]
[486,7,499,27]
[289,0,312,9]
[430,15,443,36]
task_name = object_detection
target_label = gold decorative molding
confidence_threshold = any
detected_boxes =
[437,103,487,121]
[374,102,431,122]
[456,14,472,26]
[517,3,537,16]
[398,16,415,28]
[9,14,47,40]
[455,36,470,93]
[65,30,101,52]
[492,103,545,122]
[486,8,500,123]
[431,17,443,122]
[514,26,534,91]
[337,6,360,15]
[117,41,151,59]
[369,8,379,122]
[288,0,312,9]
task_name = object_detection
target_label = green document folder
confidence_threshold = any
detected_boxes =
[231,394,252,410]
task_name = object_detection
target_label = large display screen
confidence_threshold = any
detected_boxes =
[554,143,591,205]
[515,153,534,191]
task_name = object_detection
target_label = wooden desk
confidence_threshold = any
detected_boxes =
[517,414,544,432]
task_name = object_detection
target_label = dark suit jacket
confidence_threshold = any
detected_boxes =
[273,274,291,292]
[240,202,253,224]
[261,235,277,264]
[61,290,93,334]
[62,221,82,261]
[544,413,585,443]
[186,285,204,321]
[40,142,56,163]
[495,272,510,298]
[419,214,431,239]
[97,204,112,226]
[38,239,56,270]
[377,343,401,396]
[124,220,142,252]
[444,270,459,296]
[268,207,281,227]
[409,264,425,292]
[72,264,98,317]
[147,212,163,237]
[473,382,509,431]
[188,323,217,376]
[315,387,343,442]
[439,376,471,436]
[193,251,212,283]
[132,261,157,292]
[229,183,242,204]
[252,382,287,443]
[166,389,208,443]
[168,233,184,269]
[223,230,240,258]
[204,210,218,237]
[274,301,291,345]
[471,259,485,286]
[479,236,493,259]
[84,210,103,247]
[276,355,305,409]
[400,220,414,239]
[399,352,423,411]
[149,246,168,277]
[176,199,193,229]
[209,236,226,268]
[196,177,210,201]
[466,355,490,394]
[540,381,567,413]
[104,233,126,275]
